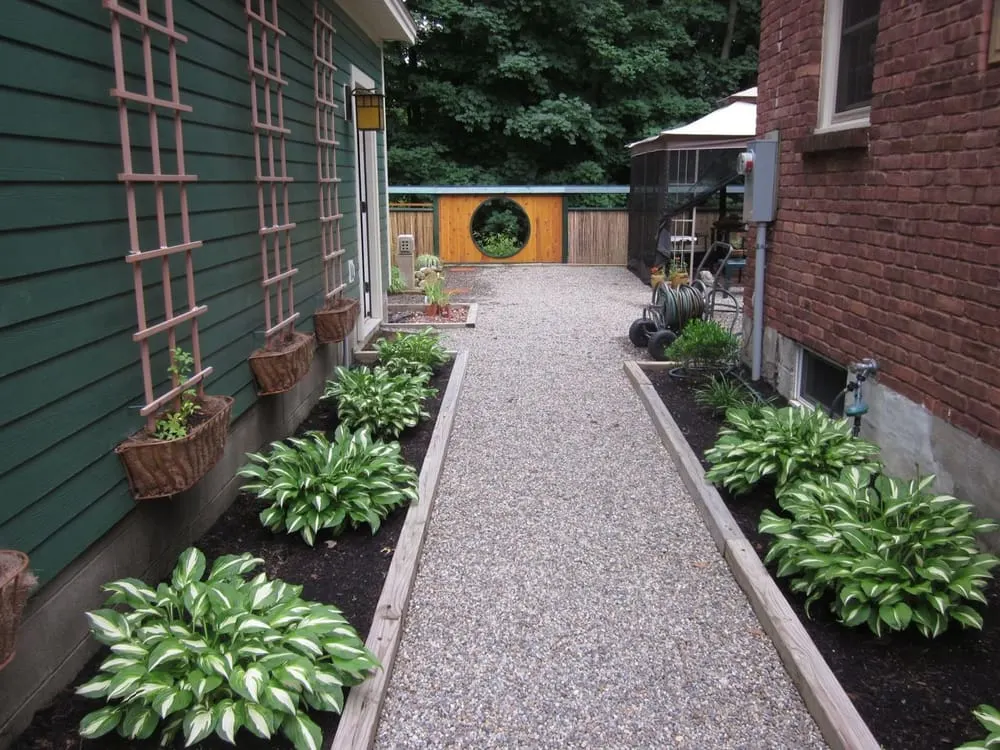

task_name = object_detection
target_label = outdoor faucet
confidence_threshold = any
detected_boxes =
[829,358,878,437]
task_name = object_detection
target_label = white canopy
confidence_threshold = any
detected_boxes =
[628,87,757,154]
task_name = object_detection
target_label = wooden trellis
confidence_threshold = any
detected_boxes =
[246,0,298,344]
[105,0,211,431]
[314,2,346,305]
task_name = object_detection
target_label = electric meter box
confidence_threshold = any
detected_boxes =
[741,138,780,224]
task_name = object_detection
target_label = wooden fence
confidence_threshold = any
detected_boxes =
[388,206,628,265]
[567,209,628,265]
[388,208,434,262]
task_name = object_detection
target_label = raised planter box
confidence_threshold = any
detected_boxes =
[624,361,880,750]
[330,351,468,750]
[384,302,478,329]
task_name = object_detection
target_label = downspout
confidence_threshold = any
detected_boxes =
[751,222,767,381]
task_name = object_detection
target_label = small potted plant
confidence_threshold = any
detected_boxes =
[248,328,316,396]
[115,347,233,500]
[0,550,36,671]
[668,260,690,288]
[423,279,449,317]
[650,264,666,289]
[314,295,360,344]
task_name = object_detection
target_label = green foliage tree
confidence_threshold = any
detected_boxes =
[385,0,760,186]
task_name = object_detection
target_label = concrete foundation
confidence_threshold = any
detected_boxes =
[0,342,348,748]
[749,321,1000,548]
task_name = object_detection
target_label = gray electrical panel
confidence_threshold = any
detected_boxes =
[741,138,780,224]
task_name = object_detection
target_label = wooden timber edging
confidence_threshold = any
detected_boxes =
[383,302,479,329]
[624,360,881,750]
[351,348,462,366]
[329,351,469,750]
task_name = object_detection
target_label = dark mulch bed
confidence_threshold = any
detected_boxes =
[14,360,455,750]
[647,367,1000,750]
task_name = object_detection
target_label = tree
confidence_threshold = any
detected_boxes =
[384,0,759,186]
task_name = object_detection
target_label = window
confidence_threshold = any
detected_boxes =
[818,0,881,131]
[799,349,849,416]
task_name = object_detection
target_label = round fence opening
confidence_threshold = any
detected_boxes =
[470,197,531,259]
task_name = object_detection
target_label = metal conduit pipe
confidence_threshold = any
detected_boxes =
[751,222,767,381]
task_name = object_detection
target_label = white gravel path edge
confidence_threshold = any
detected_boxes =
[626,360,881,750]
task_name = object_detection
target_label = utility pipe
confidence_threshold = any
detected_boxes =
[750,221,767,381]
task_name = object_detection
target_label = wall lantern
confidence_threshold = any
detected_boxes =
[352,87,385,131]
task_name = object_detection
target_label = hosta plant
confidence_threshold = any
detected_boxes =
[238,426,418,544]
[375,328,449,378]
[77,548,378,749]
[958,704,1000,749]
[705,405,881,496]
[760,467,1000,638]
[323,366,436,438]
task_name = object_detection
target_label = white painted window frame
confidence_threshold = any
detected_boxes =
[795,344,851,413]
[817,0,874,133]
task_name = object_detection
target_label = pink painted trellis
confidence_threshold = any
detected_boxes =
[245,0,299,344]
[313,2,346,305]
[105,0,212,431]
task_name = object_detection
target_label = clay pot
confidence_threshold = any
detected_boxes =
[425,303,439,317]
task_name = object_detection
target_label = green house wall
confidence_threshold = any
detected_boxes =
[0,0,390,587]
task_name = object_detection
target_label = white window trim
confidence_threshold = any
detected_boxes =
[817,0,872,134]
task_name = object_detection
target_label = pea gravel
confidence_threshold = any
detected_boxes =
[375,266,826,750]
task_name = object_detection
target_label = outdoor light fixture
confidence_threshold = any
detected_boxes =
[352,87,385,131]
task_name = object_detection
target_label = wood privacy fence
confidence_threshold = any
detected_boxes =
[566,209,628,265]
[389,203,628,266]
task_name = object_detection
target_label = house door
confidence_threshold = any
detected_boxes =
[351,67,383,330]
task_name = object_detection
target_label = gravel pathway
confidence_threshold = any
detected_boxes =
[376,266,826,750]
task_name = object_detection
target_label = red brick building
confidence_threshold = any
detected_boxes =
[747,0,1000,522]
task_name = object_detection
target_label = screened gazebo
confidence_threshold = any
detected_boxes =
[626,87,756,282]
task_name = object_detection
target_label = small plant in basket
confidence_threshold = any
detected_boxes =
[0,550,37,671]
[153,348,200,441]
[649,264,666,288]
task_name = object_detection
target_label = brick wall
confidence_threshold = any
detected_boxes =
[750,0,1000,448]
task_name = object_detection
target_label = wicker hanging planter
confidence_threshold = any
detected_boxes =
[0,550,36,672]
[248,331,315,396]
[115,394,234,501]
[313,297,359,344]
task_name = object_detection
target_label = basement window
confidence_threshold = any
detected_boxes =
[799,348,849,417]
[817,0,881,132]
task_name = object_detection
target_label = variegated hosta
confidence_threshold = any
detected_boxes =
[704,405,881,496]
[238,426,418,545]
[760,467,999,638]
[958,704,1000,749]
[323,366,436,439]
[375,328,450,378]
[77,548,378,749]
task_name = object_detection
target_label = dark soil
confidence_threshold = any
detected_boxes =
[647,368,1000,750]
[13,360,455,750]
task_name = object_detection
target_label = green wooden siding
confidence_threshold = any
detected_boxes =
[0,0,390,586]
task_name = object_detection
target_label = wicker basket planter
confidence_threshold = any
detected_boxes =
[314,297,359,344]
[115,394,234,501]
[0,550,36,671]
[248,331,315,396]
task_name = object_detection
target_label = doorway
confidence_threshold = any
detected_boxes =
[351,66,383,338]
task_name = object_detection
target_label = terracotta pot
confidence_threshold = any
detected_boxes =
[115,395,234,500]
[425,303,439,316]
